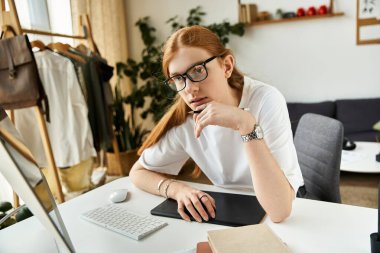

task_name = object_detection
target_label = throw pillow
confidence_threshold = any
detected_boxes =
[374,120,380,131]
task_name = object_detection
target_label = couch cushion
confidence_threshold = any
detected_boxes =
[374,120,380,131]
[345,131,380,142]
[287,101,336,134]
[336,98,380,134]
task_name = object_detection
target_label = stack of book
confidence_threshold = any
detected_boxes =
[239,4,258,24]
[196,224,292,253]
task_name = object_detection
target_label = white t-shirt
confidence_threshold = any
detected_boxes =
[139,76,304,192]
[14,51,96,168]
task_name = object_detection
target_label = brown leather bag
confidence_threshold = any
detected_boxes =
[0,108,6,121]
[0,26,49,120]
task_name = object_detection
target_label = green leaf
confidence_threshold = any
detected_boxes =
[15,206,33,222]
[0,202,12,212]
[0,217,16,229]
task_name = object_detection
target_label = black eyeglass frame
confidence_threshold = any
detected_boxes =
[164,54,222,92]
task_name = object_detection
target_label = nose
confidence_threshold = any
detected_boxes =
[184,78,199,94]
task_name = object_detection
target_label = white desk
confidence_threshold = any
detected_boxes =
[341,141,380,173]
[0,177,377,253]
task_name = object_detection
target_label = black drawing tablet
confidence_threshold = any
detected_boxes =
[151,190,266,227]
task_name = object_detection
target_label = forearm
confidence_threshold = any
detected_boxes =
[129,161,171,197]
[129,161,186,199]
[244,140,294,223]
[236,110,294,222]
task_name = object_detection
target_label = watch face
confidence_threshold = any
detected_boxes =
[255,125,264,139]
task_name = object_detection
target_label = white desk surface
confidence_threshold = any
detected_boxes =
[0,177,377,253]
[341,141,380,173]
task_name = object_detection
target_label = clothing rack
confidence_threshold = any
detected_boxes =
[0,0,123,205]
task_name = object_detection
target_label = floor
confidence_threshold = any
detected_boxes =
[340,171,379,208]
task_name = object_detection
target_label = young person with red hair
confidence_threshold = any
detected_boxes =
[130,25,303,223]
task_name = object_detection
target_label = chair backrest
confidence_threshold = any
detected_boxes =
[294,113,344,203]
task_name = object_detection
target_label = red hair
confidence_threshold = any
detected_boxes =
[138,25,244,176]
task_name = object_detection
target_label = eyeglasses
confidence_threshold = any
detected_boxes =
[164,55,220,92]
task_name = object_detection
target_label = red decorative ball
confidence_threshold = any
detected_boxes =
[297,8,305,17]
[318,5,328,15]
[307,6,316,16]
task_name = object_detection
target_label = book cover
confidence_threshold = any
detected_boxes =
[239,5,247,23]
[196,241,212,253]
[207,224,292,253]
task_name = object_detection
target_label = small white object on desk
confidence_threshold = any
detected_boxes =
[109,189,129,203]
[342,151,367,163]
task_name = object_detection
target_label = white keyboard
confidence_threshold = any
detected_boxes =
[81,204,167,240]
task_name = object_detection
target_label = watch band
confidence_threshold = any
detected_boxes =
[241,124,264,142]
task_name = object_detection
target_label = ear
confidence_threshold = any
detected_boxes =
[222,55,235,78]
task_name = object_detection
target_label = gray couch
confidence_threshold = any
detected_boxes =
[287,98,380,142]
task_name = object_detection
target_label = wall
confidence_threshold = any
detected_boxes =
[125,0,380,103]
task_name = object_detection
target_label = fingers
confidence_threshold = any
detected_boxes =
[177,203,190,222]
[200,194,216,219]
[193,105,212,138]
[194,113,210,138]
[193,104,207,125]
[192,113,198,124]
[204,193,216,209]
[193,103,228,138]
[184,198,203,222]
[176,191,216,223]
[190,194,210,221]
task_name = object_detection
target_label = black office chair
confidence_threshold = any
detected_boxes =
[294,113,344,203]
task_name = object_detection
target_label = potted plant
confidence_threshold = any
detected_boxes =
[0,201,33,230]
[106,76,149,176]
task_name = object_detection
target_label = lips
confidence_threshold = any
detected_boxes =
[190,97,208,107]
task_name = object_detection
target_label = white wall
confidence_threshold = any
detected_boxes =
[125,0,380,102]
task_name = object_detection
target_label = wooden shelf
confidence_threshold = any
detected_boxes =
[358,17,380,26]
[356,0,380,45]
[249,12,344,26]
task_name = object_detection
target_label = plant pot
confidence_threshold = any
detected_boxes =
[106,149,139,176]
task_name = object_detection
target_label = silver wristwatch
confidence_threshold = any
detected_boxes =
[241,124,264,142]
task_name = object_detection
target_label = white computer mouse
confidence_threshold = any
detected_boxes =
[109,189,128,203]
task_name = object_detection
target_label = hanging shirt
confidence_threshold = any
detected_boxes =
[68,50,114,151]
[139,76,304,193]
[14,50,96,168]
[71,61,88,101]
